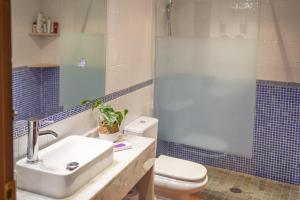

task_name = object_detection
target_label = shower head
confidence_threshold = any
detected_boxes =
[166,0,173,21]
[167,0,174,9]
[166,0,174,36]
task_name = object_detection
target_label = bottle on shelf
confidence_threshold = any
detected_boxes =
[36,12,45,33]
[32,22,37,33]
[53,22,59,34]
[46,18,51,33]
[32,12,59,35]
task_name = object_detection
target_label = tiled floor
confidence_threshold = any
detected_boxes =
[192,166,300,200]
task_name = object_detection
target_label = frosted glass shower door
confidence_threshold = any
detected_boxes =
[155,0,258,156]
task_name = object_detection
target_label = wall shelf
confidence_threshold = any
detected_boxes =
[29,33,60,37]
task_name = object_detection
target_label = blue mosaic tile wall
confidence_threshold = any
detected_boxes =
[13,79,154,138]
[12,67,61,121]
[40,68,62,117]
[157,80,300,185]
[157,141,253,174]
[13,67,42,120]
[253,80,300,185]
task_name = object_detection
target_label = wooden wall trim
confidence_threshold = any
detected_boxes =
[0,0,15,199]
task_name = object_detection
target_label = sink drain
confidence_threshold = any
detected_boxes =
[66,162,79,171]
[230,187,242,193]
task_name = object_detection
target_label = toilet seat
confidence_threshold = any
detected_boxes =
[154,155,208,198]
[155,155,207,182]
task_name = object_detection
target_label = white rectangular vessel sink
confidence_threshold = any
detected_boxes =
[16,135,113,198]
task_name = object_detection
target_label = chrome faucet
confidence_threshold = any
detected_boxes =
[27,118,58,163]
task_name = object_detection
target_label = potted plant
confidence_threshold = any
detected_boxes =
[81,99,128,142]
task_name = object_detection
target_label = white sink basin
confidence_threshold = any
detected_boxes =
[16,135,113,198]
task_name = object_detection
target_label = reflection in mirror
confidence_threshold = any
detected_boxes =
[11,0,106,123]
[60,33,106,108]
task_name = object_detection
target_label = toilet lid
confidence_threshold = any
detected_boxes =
[155,155,207,182]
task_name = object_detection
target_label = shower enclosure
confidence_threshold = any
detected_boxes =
[155,0,259,157]
[155,0,300,185]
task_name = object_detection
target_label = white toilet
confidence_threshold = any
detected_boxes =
[124,117,208,200]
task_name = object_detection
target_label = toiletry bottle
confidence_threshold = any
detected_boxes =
[53,22,59,33]
[51,23,54,33]
[32,22,37,33]
[36,12,44,33]
[46,18,51,33]
[43,23,47,33]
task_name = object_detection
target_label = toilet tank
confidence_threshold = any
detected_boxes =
[124,116,158,139]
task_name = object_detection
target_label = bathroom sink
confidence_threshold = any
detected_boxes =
[16,135,114,198]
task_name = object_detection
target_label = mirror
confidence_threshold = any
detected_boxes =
[11,0,107,122]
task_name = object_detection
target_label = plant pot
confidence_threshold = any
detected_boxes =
[98,131,121,142]
[98,121,121,142]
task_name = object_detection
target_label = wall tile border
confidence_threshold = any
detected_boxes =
[13,66,28,71]
[13,79,153,138]
[257,79,300,87]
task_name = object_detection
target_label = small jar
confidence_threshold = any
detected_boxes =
[53,22,59,33]
[32,22,37,33]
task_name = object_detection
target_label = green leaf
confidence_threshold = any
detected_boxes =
[80,99,91,105]
[123,109,128,116]
[81,98,128,127]
[115,111,123,126]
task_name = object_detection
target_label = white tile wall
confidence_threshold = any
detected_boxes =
[105,0,155,134]
[156,0,300,83]
[257,0,300,82]
[105,85,154,131]
[11,0,41,67]
[106,0,155,93]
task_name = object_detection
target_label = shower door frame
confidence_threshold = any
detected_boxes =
[0,0,15,199]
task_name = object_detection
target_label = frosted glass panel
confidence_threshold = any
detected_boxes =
[155,0,258,156]
[60,33,105,108]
